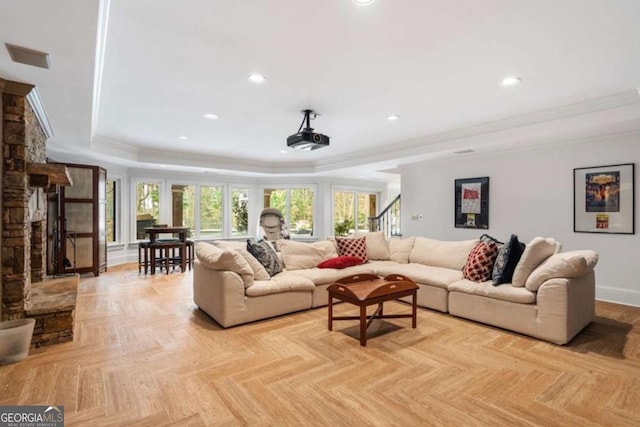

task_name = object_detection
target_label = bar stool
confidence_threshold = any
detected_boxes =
[138,241,151,274]
[150,240,187,274]
[185,240,195,270]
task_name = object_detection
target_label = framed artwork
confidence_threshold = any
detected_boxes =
[455,177,489,229]
[574,163,634,234]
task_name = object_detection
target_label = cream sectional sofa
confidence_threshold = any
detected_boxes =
[192,234,598,345]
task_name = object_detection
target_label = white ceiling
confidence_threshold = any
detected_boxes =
[2,0,640,182]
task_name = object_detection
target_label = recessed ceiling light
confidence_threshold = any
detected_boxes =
[203,113,218,120]
[387,115,399,121]
[248,73,266,84]
[178,136,189,140]
[279,150,287,154]
[501,76,522,86]
[353,0,375,5]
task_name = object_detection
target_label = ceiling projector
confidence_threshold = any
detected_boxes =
[287,109,330,151]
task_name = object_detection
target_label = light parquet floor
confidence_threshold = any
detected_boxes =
[1,264,640,426]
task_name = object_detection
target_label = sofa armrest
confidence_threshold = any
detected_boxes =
[193,259,248,327]
[195,242,254,288]
[535,270,595,344]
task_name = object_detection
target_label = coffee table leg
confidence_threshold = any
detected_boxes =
[360,305,367,346]
[412,290,417,328]
[328,294,333,331]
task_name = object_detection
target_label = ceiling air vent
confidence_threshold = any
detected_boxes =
[5,44,51,69]
[454,149,475,154]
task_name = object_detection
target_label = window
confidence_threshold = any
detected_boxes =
[263,187,315,237]
[135,182,160,239]
[231,188,249,237]
[333,190,378,236]
[263,188,286,213]
[171,184,195,229]
[334,191,355,236]
[290,188,313,236]
[106,179,117,243]
[200,185,223,237]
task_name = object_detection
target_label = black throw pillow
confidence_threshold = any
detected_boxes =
[247,239,282,277]
[492,234,525,286]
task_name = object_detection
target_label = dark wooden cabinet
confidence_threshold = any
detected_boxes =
[47,163,107,276]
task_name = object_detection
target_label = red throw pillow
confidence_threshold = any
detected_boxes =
[335,236,368,262]
[317,256,364,269]
[463,241,499,282]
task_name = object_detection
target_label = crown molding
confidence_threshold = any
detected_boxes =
[26,87,54,138]
[87,90,640,176]
[136,146,318,175]
[313,90,640,172]
[0,78,54,138]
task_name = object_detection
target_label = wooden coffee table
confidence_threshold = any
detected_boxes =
[327,273,418,346]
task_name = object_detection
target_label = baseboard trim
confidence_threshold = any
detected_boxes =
[107,253,131,267]
[596,285,640,308]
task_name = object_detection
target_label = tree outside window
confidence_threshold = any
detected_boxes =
[263,188,286,213]
[232,188,249,237]
[172,184,195,230]
[136,182,159,239]
[334,191,355,236]
[290,188,313,236]
[106,180,116,243]
[200,186,223,237]
[334,190,377,235]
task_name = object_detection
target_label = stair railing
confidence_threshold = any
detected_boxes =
[368,194,401,237]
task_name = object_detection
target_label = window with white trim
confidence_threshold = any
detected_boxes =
[263,187,315,237]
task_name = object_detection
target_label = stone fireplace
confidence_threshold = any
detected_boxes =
[1,77,76,347]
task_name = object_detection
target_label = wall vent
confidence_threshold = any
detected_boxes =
[5,44,51,69]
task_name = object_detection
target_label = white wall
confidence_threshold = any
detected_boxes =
[400,133,640,307]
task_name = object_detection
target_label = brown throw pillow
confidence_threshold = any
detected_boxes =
[335,236,368,262]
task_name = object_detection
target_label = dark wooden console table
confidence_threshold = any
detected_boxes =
[327,273,418,346]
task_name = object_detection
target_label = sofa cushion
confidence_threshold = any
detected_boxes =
[213,240,270,281]
[289,263,377,285]
[448,279,536,304]
[409,237,478,270]
[525,250,599,292]
[369,260,401,273]
[512,237,561,287]
[247,240,282,277]
[278,240,338,270]
[376,263,464,289]
[389,237,415,264]
[195,242,254,288]
[463,241,500,282]
[492,234,525,286]
[245,272,315,297]
[335,236,368,262]
[317,256,365,269]
[356,231,390,260]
